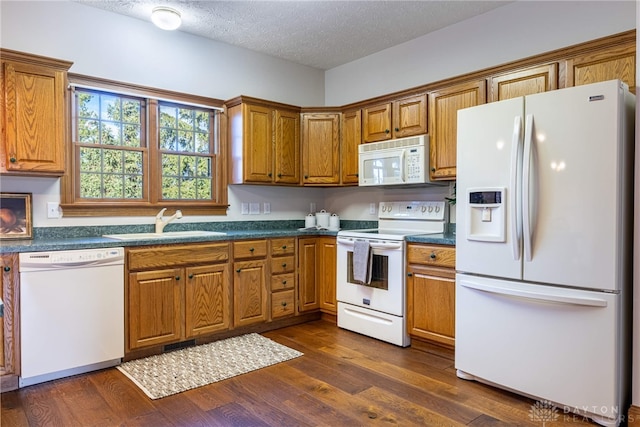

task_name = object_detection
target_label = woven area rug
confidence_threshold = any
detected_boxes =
[116,333,302,399]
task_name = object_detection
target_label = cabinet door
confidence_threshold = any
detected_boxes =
[185,264,230,338]
[318,237,337,314]
[242,104,273,183]
[428,79,486,180]
[0,254,18,383]
[489,63,558,102]
[2,61,66,174]
[406,265,455,347]
[392,94,427,138]
[274,109,300,184]
[128,268,182,350]
[302,113,340,185]
[362,102,391,142]
[233,260,267,327]
[566,44,635,94]
[341,109,361,185]
[298,238,320,312]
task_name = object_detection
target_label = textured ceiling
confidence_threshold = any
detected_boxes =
[75,1,512,70]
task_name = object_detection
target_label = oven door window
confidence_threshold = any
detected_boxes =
[346,251,388,290]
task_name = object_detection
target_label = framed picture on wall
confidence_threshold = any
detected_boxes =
[0,193,33,239]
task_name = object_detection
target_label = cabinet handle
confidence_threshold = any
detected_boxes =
[268,172,272,177]
[9,157,16,163]
[304,175,309,179]
[281,245,287,249]
[282,263,287,268]
[188,273,194,279]
[407,272,413,277]
[430,252,437,260]
[394,127,399,132]
[236,268,241,273]
[431,167,436,173]
[175,276,180,280]
[249,247,254,252]
[385,129,390,134]
[281,301,287,307]
[355,173,359,177]
[282,280,287,285]
[278,173,282,178]
[3,266,10,272]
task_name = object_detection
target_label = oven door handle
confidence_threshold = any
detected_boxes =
[336,237,403,250]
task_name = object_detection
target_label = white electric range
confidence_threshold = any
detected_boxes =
[336,201,446,346]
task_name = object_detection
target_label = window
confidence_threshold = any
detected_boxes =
[61,75,227,217]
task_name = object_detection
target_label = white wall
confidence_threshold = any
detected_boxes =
[0,1,324,106]
[325,1,636,105]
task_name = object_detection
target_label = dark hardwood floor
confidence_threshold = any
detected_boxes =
[0,320,617,426]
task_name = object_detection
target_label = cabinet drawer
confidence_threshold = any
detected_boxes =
[407,244,455,268]
[128,243,229,271]
[270,255,295,274]
[270,238,295,256]
[233,240,268,259]
[271,290,295,318]
[270,273,295,291]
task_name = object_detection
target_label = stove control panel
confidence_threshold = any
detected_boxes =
[378,201,446,221]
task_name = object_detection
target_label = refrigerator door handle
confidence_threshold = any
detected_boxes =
[510,115,522,261]
[460,280,608,307]
[522,114,534,262]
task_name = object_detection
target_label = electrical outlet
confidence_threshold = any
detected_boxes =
[47,202,60,219]
[249,202,260,215]
[263,202,271,214]
[369,203,376,215]
[241,203,249,215]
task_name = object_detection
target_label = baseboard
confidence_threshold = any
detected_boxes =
[0,374,19,393]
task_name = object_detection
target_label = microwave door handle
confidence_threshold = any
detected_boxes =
[400,149,406,182]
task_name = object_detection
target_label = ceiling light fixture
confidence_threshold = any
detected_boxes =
[151,7,182,31]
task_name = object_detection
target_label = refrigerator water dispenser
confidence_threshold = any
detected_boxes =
[466,188,505,242]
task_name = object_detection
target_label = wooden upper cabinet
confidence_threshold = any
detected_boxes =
[1,50,72,176]
[489,63,558,102]
[565,43,636,94]
[362,94,427,142]
[340,109,361,185]
[428,79,486,181]
[274,109,300,184]
[301,113,340,185]
[362,102,392,142]
[227,97,301,185]
[392,94,427,137]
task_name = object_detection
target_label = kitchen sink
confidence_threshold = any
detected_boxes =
[103,230,227,240]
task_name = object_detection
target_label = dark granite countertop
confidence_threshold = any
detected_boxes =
[0,220,455,253]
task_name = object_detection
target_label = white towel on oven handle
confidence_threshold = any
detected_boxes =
[352,239,372,284]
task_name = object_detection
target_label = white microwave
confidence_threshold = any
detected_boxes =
[358,134,439,186]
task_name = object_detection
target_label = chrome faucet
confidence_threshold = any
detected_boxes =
[155,208,183,233]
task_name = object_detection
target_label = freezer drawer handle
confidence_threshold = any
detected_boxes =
[460,281,608,307]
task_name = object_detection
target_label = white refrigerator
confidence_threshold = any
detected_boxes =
[455,79,634,427]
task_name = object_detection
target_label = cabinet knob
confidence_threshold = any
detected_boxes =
[355,173,359,177]
[268,172,272,177]
[430,252,437,260]
[394,127,399,132]
[236,268,241,273]
[282,280,287,285]
[188,273,194,279]
[9,157,16,163]
[175,276,180,280]
[281,301,287,307]
[3,266,10,272]
[282,263,287,268]
[249,247,254,252]
[278,173,282,178]
[407,272,413,277]
[281,245,287,249]
[385,129,390,134]
[431,167,436,173]
[304,175,309,179]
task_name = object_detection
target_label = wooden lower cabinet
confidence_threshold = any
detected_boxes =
[233,259,268,327]
[406,243,456,348]
[0,253,19,392]
[298,237,335,314]
[126,243,230,352]
[269,238,296,319]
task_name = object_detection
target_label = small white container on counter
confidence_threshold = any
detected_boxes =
[329,213,340,230]
[316,210,330,228]
[305,214,316,228]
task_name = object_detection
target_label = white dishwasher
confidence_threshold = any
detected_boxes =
[19,247,125,387]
